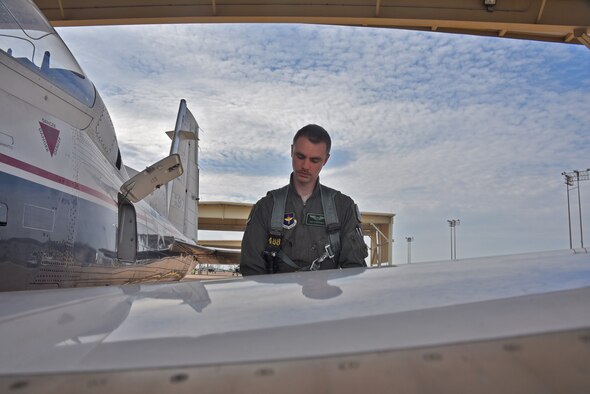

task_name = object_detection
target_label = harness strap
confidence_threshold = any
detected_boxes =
[320,185,342,267]
[278,250,304,271]
[270,185,289,235]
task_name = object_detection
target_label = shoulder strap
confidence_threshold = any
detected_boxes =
[320,185,342,266]
[269,185,289,235]
[269,185,304,271]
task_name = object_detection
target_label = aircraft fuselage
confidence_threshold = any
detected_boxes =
[0,0,194,291]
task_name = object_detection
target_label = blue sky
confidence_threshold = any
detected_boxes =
[57,23,590,264]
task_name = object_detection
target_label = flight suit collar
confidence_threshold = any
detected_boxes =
[288,172,321,201]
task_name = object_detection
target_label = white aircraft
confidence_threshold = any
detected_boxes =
[0,0,589,392]
[0,0,244,292]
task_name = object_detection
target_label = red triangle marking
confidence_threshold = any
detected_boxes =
[39,122,60,157]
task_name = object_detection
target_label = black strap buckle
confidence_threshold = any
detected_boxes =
[326,223,340,234]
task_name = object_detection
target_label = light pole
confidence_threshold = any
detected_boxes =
[406,237,414,264]
[562,173,574,249]
[562,169,589,249]
[575,170,584,249]
[447,219,460,260]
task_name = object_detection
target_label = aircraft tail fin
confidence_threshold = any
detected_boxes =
[165,100,199,242]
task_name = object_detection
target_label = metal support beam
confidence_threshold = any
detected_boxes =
[57,0,65,19]
[536,0,547,23]
[574,28,590,49]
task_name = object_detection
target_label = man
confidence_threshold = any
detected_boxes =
[240,124,368,276]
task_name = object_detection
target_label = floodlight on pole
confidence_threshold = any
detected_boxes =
[562,172,574,250]
[406,237,414,264]
[562,169,589,250]
[447,219,460,260]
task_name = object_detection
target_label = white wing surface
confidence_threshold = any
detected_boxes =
[1,249,589,392]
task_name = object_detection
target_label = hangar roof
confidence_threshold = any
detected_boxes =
[35,0,590,47]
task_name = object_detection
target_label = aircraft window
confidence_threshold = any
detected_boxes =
[0,0,96,107]
[0,35,33,60]
[1,0,52,40]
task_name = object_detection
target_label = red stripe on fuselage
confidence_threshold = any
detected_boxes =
[0,152,116,206]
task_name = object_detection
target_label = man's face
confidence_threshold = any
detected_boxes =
[291,136,330,188]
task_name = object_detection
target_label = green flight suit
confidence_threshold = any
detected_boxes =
[240,175,368,276]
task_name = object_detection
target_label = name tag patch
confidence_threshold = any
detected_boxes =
[283,213,297,229]
[306,213,326,226]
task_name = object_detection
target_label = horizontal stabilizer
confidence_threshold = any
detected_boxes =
[165,130,198,141]
[120,154,183,203]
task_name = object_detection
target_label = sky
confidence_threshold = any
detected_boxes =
[57,23,590,264]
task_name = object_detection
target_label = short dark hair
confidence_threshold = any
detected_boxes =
[293,124,331,154]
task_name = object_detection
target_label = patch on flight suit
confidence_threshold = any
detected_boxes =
[306,213,326,226]
[283,213,297,229]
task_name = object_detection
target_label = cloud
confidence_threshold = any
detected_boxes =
[57,23,590,263]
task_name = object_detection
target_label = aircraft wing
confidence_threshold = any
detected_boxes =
[0,249,589,392]
[170,240,241,265]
